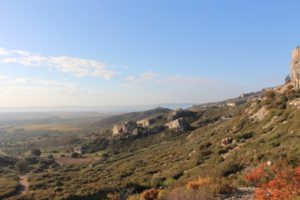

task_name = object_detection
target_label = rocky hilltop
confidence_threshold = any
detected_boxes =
[108,46,300,140]
[291,46,300,89]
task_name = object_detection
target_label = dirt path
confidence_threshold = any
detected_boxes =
[18,175,29,196]
[0,148,8,156]
[4,174,30,199]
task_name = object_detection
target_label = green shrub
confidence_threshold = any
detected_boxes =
[15,160,29,174]
[221,163,244,177]
[70,152,80,158]
[30,149,42,157]
[235,132,254,142]
[162,178,176,187]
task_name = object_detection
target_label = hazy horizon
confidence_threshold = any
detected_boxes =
[0,103,194,113]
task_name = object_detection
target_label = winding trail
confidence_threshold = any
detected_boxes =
[18,175,29,196]
[3,174,30,199]
[0,149,8,156]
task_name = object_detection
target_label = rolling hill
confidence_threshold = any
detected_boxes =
[13,82,299,200]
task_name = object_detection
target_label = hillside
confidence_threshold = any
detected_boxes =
[89,107,172,131]
[7,82,297,200]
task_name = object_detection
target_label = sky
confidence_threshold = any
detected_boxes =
[0,0,299,108]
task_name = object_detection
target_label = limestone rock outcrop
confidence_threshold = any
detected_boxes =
[137,118,156,128]
[112,119,165,137]
[165,118,189,131]
[291,46,300,89]
[289,98,300,109]
[112,121,137,136]
[221,137,233,147]
[167,108,195,121]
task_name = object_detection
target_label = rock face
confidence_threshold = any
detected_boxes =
[112,121,137,136]
[291,46,300,89]
[112,119,164,137]
[168,108,195,121]
[226,102,237,107]
[289,98,300,109]
[250,106,269,121]
[112,124,123,136]
[73,146,83,155]
[221,137,233,147]
[137,118,156,127]
[165,118,189,131]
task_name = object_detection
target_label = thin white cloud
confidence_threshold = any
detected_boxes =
[159,75,215,86]
[50,56,114,79]
[0,74,77,89]
[6,77,76,88]
[1,55,47,66]
[123,72,159,86]
[123,72,214,88]
[0,75,10,81]
[0,47,115,80]
[0,48,10,56]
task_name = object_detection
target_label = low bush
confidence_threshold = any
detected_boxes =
[163,176,233,200]
[221,163,244,177]
[245,163,300,200]
[15,160,29,174]
[70,152,80,158]
[235,132,254,142]
[141,189,160,200]
[186,177,212,190]
[161,178,175,187]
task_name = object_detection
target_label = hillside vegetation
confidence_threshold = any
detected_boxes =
[0,85,300,200]
[3,83,297,200]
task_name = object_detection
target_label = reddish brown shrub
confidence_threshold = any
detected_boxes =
[107,192,120,200]
[245,164,300,200]
[141,189,160,200]
[244,164,269,186]
[186,177,212,191]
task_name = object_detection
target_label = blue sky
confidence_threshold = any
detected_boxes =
[0,0,299,107]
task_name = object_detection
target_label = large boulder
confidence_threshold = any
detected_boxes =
[112,121,137,136]
[137,118,156,128]
[165,118,189,131]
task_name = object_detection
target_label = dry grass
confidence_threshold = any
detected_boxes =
[164,186,214,200]
[126,189,166,200]
[0,178,19,199]
[164,176,233,200]
[186,177,212,190]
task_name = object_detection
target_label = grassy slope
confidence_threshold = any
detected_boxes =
[16,86,300,199]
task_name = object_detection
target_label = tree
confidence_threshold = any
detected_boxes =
[71,152,80,158]
[15,160,29,174]
[30,149,41,157]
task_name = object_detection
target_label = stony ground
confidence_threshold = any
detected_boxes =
[221,188,255,200]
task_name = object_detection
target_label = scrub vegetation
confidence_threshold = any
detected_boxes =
[0,84,299,200]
